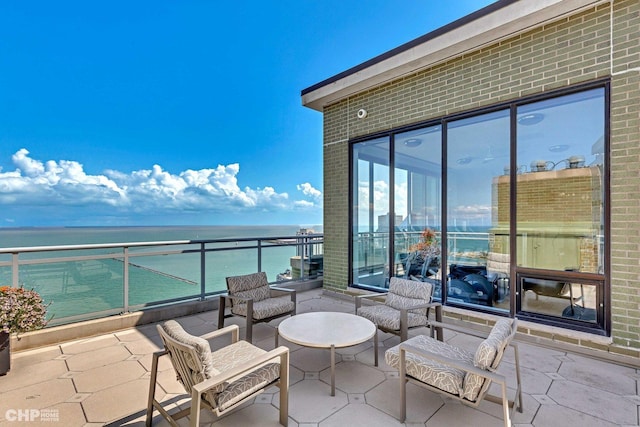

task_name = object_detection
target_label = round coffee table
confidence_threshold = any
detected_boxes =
[276,311,376,396]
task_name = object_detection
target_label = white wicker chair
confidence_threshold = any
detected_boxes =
[385,317,522,427]
[146,320,289,426]
[218,272,296,343]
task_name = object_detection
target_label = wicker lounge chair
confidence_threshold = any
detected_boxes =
[385,317,523,427]
[218,272,296,343]
[355,276,443,366]
[146,320,289,426]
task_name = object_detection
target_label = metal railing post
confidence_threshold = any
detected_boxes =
[200,242,206,300]
[123,247,130,313]
[257,239,262,272]
[11,253,19,288]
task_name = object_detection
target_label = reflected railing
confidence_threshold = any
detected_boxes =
[0,233,323,327]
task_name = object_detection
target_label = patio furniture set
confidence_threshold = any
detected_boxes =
[146,273,523,427]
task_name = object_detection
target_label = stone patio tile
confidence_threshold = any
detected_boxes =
[74,360,147,393]
[289,346,335,373]
[137,350,174,373]
[505,341,564,372]
[156,366,187,395]
[319,361,386,394]
[83,378,152,424]
[46,402,86,426]
[423,398,506,426]
[208,402,297,427]
[0,358,68,393]
[288,380,348,423]
[320,402,402,426]
[366,378,443,422]
[10,345,62,367]
[0,378,76,421]
[66,344,132,372]
[532,403,621,427]
[122,337,163,355]
[61,334,121,354]
[114,327,158,342]
[548,379,637,425]
[558,353,637,395]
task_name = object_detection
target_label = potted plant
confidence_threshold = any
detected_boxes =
[0,286,49,375]
[406,228,441,277]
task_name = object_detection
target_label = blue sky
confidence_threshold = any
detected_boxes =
[0,0,494,227]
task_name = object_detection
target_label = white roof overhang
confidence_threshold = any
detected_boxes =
[301,0,608,111]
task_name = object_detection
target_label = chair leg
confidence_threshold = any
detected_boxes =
[513,343,524,413]
[500,380,511,427]
[400,309,408,342]
[189,389,202,427]
[244,300,254,343]
[374,329,379,367]
[146,350,166,426]
[279,351,289,426]
[217,296,226,329]
[399,347,407,423]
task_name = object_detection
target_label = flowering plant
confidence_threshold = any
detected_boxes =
[409,228,441,258]
[0,286,49,336]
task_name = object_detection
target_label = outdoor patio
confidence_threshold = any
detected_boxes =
[1,287,639,426]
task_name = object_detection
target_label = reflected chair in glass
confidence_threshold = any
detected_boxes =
[522,277,584,315]
[146,320,290,426]
[355,276,443,366]
[385,318,522,427]
[218,272,296,343]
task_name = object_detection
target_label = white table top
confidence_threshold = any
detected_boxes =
[278,312,376,349]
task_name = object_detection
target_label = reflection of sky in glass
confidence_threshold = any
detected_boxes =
[517,88,605,169]
[353,88,605,231]
[448,110,510,227]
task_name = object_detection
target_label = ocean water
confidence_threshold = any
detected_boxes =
[0,225,322,325]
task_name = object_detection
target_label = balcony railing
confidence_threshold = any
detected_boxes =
[0,233,323,327]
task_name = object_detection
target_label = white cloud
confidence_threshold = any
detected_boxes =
[0,149,323,224]
[297,182,321,199]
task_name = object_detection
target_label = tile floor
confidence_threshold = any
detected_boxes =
[1,288,639,426]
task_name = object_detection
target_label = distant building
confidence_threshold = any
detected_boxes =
[302,0,640,358]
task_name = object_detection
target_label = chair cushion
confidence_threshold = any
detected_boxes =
[357,305,428,331]
[205,340,281,411]
[159,320,223,392]
[461,318,514,401]
[226,272,271,304]
[231,295,295,320]
[386,334,473,396]
[386,277,432,316]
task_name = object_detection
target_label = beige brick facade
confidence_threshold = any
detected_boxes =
[321,1,640,351]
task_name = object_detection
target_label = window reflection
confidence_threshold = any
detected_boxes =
[516,89,605,275]
[447,110,510,311]
[393,126,442,295]
[351,138,390,289]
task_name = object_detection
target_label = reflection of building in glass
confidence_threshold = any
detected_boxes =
[491,165,602,273]
[376,214,403,232]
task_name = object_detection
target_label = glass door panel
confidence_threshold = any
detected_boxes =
[352,137,390,289]
[447,110,510,310]
[393,126,442,296]
[516,88,605,321]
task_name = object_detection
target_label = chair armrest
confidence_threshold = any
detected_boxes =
[400,301,442,312]
[270,286,296,300]
[269,286,295,294]
[222,293,253,303]
[192,345,290,395]
[199,324,240,342]
[399,342,505,384]
[426,319,491,340]
[355,292,388,311]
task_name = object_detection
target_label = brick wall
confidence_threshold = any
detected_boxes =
[321,1,640,349]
